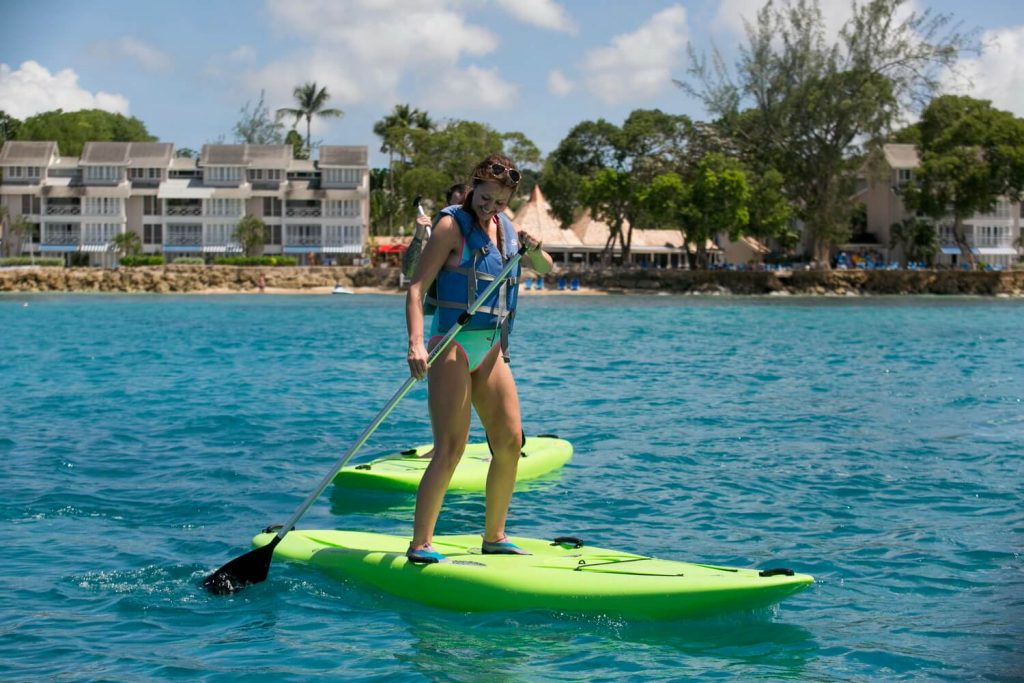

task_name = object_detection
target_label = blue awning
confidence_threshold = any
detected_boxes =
[284,245,322,254]
[40,244,75,252]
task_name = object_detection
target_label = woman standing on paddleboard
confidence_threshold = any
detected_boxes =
[404,154,552,564]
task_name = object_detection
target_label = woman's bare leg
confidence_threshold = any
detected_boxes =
[471,348,523,543]
[410,343,471,549]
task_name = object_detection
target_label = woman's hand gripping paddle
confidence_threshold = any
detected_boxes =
[202,243,528,595]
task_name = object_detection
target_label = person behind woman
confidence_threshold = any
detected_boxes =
[404,154,552,563]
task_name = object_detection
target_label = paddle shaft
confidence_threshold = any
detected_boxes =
[271,245,528,542]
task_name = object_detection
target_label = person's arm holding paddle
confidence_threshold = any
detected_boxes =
[405,213,460,380]
[520,229,552,275]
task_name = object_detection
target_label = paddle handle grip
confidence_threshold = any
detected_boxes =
[274,246,528,538]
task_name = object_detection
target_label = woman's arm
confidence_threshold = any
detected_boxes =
[405,215,460,379]
[517,228,553,275]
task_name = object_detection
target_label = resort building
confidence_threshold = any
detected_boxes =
[0,141,369,266]
[856,143,1022,268]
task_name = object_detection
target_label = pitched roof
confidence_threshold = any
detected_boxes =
[81,141,132,165]
[883,143,920,169]
[200,144,250,166]
[512,185,582,248]
[127,142,174,167]
[318,145,368,167]
[245,144,292,168]
[570,209,616,248]
[0,140,58,165]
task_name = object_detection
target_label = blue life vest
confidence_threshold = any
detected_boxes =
[425,206,520,355]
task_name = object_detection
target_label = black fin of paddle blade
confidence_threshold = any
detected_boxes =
[202,537,280,595]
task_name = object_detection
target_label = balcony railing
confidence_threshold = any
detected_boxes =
[43,230,81,245]
[286,207,322,218]
[165,230,203,246]
[166,206,202,216]
[284,235,322,246]
[45,205,81,215]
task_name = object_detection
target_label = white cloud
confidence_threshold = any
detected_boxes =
[0,61,130,119]
[547,69,574,96]
[712,0,921,46]
[423,65,519,110]
[91,36,173,72]
[252,0,518,114]
[229,45,257,62]
[496,0,576,33]
[581,5,688,104]
[942,25,1024,117]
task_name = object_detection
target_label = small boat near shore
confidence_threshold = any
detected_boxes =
[332,284,354,295]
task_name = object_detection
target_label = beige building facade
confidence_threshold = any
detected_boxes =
[857,143,1022,268]
[0,141,369,266]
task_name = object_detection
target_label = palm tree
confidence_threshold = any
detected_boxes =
[277,82,344,154]
[112,230,142,259]
[890,217,938,268]
[372,104,434,232]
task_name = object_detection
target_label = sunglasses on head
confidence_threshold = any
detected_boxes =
[480,163,521,184]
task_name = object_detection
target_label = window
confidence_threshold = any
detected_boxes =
[7,166,42,180]
[897,169,913,184]
[206,198,243,216]
[84,197,123,216]
[143,196,162,215]
[143,224,163,245]
[206,223,237,245]
[82,223,120,243]
[326,199,360,217]
[250,169,283,181]
[206,166,243,183]
[129,168,163,181]
[324,224,361,246]
[264,224,282,245]
[324,168,361,186]
[85,166,121,183]
[262,197,282,217]
[21,195,42,214]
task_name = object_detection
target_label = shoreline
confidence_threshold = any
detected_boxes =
[1,265,1022,297]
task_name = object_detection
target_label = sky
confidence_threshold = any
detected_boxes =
[1,0,1022,168]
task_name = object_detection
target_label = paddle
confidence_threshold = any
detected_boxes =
[202,242,529,595]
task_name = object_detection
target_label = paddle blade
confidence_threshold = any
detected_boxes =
[202,537,280,595]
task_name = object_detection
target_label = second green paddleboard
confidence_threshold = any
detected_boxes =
[334,435,573,492]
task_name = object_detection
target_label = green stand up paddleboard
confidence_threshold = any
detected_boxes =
[251,529,813,619]
[334,435,573,492]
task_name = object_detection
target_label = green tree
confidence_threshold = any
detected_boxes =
[112,230,142,259]
[0,111,21,144]
[372,104,434,232]
[889,216,938,267]
[3,212,32,258]
[277,82,344,154]
[745,167,794,248]
[684,154,750,268]
[175,147,197,159]
[682,0,971,265]
[16,109,154,156]
[234,90,285,144]
[546,110,693,260]
[900,95,1024,268]
[233,214,268,257]
[284,129,308,160]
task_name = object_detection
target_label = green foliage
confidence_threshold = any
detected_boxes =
[889,217,937,267]
[2,212,33,257]
[277,82,344,152]
[0,257,63,266]
[119,255,165,266]
[234,90,285,144]
[213,256,297,266]
[112,231,142,258]
[175,147,197,159]
[170,257,205,265]
[546,109,694,257]
[682,0,972,263]
[284,130,308,160]
[0,110,21,143]
[16,109,154,156]
[901,95,1024,267]
[233,214,268,257]
[745,168,793,244]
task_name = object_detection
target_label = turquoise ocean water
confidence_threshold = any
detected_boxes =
[1,292,1021,681]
